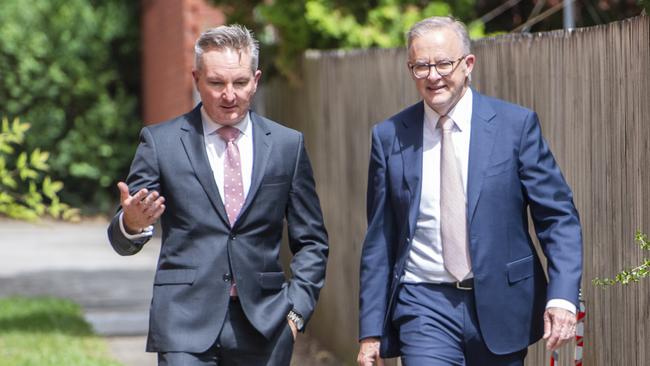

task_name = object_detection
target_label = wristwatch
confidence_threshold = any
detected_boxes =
[287,310,304,331]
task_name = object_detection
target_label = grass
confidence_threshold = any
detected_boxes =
[0,297,123,366]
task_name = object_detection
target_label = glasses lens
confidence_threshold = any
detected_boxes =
[435,61,454,76]
[412,64,430,79]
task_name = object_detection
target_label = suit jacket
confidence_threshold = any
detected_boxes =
[359,90,582,357]
[108,104,328,353]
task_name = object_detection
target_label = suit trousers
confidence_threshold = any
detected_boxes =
[392,283,527,366]
[158,299,294,366]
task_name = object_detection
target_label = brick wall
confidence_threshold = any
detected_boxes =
[141,0,224,125]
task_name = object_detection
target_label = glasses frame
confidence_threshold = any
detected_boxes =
[409,55,468,79]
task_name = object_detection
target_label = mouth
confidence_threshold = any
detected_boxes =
[220,105,238,111]
[426,84,447,93]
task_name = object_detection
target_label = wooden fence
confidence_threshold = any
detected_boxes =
[261,14,650,366]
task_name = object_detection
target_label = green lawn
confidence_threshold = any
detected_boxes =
[0,297,123,366]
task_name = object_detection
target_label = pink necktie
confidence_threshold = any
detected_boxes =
[217,126,245,226]
[217,126,244,297]
[438,116,471,281]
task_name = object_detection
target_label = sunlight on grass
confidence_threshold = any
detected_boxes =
[0,297,123,366]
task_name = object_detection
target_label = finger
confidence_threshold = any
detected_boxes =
[142,191,160,206]
[117,182,131,203]
[149,204,166,222]
[130,188,149,206]
[377,357,385,366]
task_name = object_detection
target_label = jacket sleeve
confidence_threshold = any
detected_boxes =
[518,111,583,306]
[284,133,329,327]
[107,127,161,256]
[359,126,397,340]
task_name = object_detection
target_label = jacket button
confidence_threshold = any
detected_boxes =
[223,273,231,282]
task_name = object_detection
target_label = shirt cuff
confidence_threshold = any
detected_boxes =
[546,298,576,314]
[119,212,154,240]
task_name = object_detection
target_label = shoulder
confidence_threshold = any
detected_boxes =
[474,91,535,122]
[144,107,199,136]
[373,101,423,137]
[251,111,302,142]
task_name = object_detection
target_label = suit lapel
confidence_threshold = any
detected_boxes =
[179,104,230,227]
[397,102,424,235]
[467,90,497,224]
[236,112,272,225]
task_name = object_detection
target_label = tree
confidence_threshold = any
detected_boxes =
[0,0,140,213]
[212,0,487,83]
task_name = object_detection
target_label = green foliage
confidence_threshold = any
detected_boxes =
[0,297,123,365]
[0,0,140,213]
[212,0,484,83]
[0,117,79,221]
[593,231,650,287]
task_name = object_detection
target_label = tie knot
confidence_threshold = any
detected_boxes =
[217,126,240,143]
[437,116,454,132]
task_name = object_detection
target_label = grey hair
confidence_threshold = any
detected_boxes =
[194,24,260,72]
[406,16,471,55]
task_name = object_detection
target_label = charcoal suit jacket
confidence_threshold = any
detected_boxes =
[108,104,328,353]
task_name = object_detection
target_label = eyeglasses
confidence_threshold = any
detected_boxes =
[408,55,467,79]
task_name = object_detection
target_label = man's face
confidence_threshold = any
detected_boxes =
[192,48,261,126]
[408,28,475,116]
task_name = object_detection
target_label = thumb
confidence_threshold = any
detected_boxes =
[543,310,552,339]
[117,182,131,203]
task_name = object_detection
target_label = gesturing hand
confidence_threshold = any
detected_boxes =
[543,307,576,351]
[118,181,166,234]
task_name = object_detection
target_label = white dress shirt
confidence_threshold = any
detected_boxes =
[402,88,473,284]
[201,108,254,204]
[401,89,575,314]
[119,108,254,238]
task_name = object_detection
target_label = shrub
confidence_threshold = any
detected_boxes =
[0,0,140,213]
[0,117,79,221]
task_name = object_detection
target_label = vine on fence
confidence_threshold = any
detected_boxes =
[593,231,650,286]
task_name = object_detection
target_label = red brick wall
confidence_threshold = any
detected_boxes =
[141,0,224,125]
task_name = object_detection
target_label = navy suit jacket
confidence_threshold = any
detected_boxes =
[108,105,328,353]
[359,90,582,357]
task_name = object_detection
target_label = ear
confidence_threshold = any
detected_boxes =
[191,69,199,84]
[463,54,476,76]
[251,69,262,93]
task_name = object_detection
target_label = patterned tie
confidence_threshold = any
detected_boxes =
[217,126,243,297]
[438,115,471,281]
[217,126,245,226]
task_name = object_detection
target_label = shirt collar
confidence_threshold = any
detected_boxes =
[200,107,251,137]
[423,88,473,132]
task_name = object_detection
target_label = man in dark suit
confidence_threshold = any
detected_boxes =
[357,16,582,366]
[107,25,328,366]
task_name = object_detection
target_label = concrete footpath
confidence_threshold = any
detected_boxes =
[0,218,341,366]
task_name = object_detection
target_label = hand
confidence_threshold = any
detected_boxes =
[543,307,576,351]
[118,182,165,234]
[357,338,384,366]
[287,319,298,341]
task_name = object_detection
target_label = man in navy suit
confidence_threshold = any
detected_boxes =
[357,16,582,366]
[108,25,328,365]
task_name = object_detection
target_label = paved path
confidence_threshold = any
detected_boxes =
[0,218,341,366]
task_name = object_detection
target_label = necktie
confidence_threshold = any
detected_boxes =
[217,126,244,226]
[217,126,244,297]
[439,115,471,281]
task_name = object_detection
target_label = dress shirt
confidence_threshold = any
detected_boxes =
[401,89,575,314]
[402,88,473,284]
[201,108,253,204]
[119,108,254,237]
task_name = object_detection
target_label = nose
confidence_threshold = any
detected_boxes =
[221,84,236,101]
[426,66,443,82]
